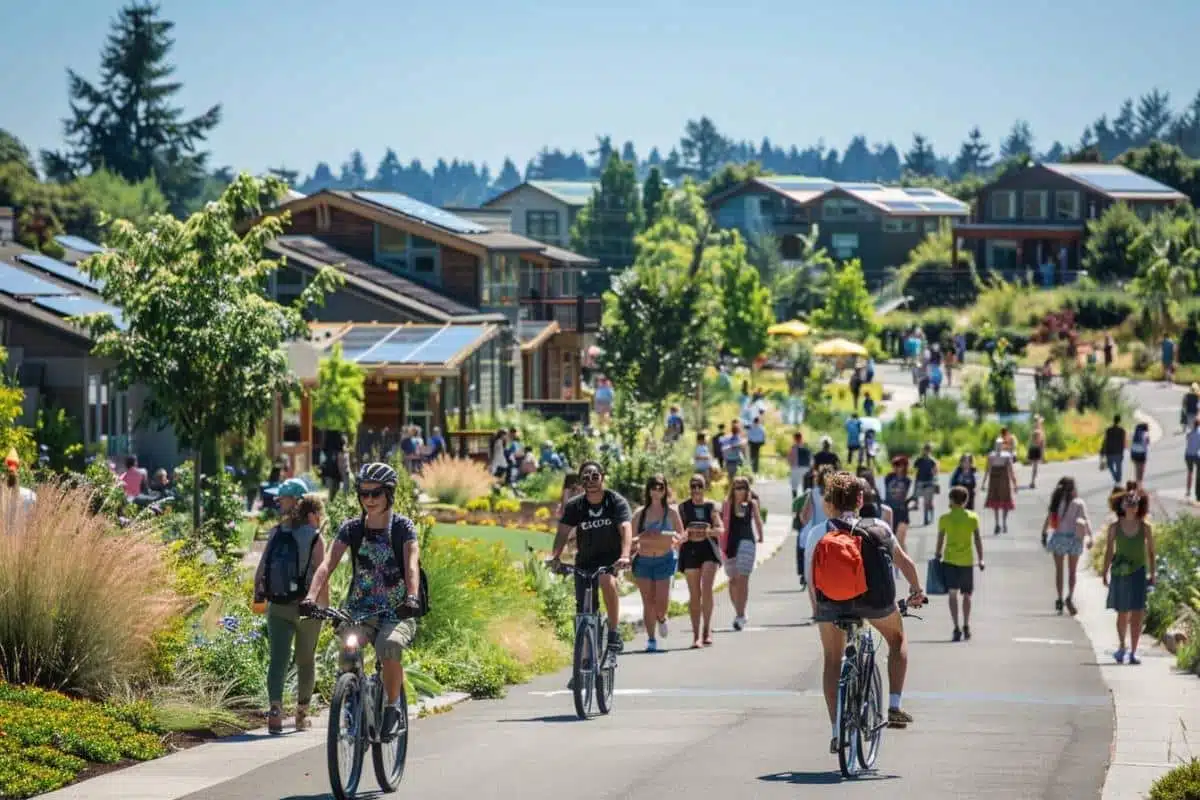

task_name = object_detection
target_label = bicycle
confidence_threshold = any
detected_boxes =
[550,562,619,719]
[301,606,409,800]
[832,597,923,779]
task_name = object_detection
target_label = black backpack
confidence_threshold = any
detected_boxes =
[826,517,896,608]
[263,526,317,604]
[343,513,430,618]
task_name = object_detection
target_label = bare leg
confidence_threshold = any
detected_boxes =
[818,623,847,724]
[948,589,960,629]
[700,562,717,641]
[1053,554,1065,600]
[654,578,671,629]
[896,522,909,552]
[1067,553,1081,600]
[1116,611,1129,651]
[685,569,702,645]
[1129,610,1145,654]
[869,612,910,700]
[962,592,973,628]
[1031,461,1039,488]
[636,577,656,640]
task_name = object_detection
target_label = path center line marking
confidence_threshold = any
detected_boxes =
[1013,637,1076,645]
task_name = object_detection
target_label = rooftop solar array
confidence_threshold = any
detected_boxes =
[341,325,491,366]
[0,263,76,297]
[54,234,106,254]
[902,188,941,197]
[530,181,599,200]
[881,201,925,211]
[352,192,490,235]
[1049,164,1179,194]
[17,252,103,291]
[840,182,885,192]
[919,200,970,213]
[764,176,835,192]
[32,295,125,330]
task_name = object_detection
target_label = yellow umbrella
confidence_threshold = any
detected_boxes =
[767,319,812,337]
[813,338,868,358]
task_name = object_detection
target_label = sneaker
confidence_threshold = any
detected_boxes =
[732,616,745,631]
[1114,647,1126,664]
[994,524,1001,535]
[952,628,962,642]
[607,632,624,655]
[267,705,284,735]
[646,639,658,653]
[1065,597,1077,616]
[963,625,971,641]
[658,617,669,638]
[829,736,838,754]
[887,708,913,729]
[1128,651,1141,665]
[1055,599,1064,615]
[382,705,401,738]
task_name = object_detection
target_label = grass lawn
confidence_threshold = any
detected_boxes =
[431,523,554,555]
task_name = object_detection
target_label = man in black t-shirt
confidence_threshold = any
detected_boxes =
[552,460,633,655]
[1102,415,1127,486]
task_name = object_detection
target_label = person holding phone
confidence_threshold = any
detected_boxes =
[1102,485,1156,665]
[678,474,723,648]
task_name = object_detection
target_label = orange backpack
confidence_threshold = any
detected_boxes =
[813,520,868,601]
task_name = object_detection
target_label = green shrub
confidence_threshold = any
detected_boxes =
[1149,759,1200,800]
[178,613,268,703]
[1061,289,1136,330]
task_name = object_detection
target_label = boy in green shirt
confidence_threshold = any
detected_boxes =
[935,486,985,642]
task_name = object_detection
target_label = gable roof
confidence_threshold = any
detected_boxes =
[713,175,970,216]
[266,236,501,322]
[485,180,600,209]
[0,242,122,340]
[1041,163,1187,201]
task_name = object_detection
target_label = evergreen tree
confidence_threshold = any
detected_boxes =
[42,2,221,215]
[493,158,522,193]
[339,150,369,188]
[953,126,992,176]
[642,167,666,228]
[373,148,403,190]
[903,134,937,177]
[569,154,644,270]
[620,141,638,167]
[1000,120,1036,160]
[679,116,731,178]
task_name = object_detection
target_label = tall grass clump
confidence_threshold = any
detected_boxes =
[416,456,494,507]
[0,482,182,697]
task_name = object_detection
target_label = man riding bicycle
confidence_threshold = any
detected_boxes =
[549,459,633,657]
[303,462,421,737]
[808,471,926,752]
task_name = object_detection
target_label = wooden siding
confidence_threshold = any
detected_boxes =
[285,204,374,260]
[441,248,479,308]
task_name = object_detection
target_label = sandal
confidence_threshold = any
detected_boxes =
[295,704,311,731]
[267,704,284,735]
[1065,597,1078,616]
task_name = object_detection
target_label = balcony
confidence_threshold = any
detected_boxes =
[519,295,602,333]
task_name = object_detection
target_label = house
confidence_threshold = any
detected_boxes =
[0,236,184,471]
[952,163,1188,281]
[254,190,602,441]
[707,176,970,284]
[482,180,598,248]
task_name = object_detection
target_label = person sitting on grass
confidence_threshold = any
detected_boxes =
[935,486,985,642]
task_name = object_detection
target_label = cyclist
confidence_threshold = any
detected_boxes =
[550,460,633,658]
[302,462,422,738]
[808,471,927,753]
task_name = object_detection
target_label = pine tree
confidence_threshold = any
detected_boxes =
[41,2,221,215]
[569,154,644,270]
[642,167,666,228]
[1000,120,1036,160]
[953,126,992,177]
[903,134,937,177]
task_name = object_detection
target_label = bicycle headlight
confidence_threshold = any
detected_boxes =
[342,633,360,651]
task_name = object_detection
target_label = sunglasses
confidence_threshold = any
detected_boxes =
[580,471,602,482]
[689,483,704,489]
[650,484,666,491]
[358,487,387,499]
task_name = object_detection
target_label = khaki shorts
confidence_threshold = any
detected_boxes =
[347,616,417,662]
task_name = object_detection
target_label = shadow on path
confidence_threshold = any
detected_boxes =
[758,770,899,785]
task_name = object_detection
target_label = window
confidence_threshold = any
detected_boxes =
[923,218,939,233]
[987,240,1019,271]
[831,233,859,259]
[375,225,440,278]
[526,210,560,242]
[275,266,307,305]
[882,218,918,234]
[1022,190,1048,219]
[1054,191,1080,220]
[823,198,864,220]
[482,253,519,306]
[991,191,1017,220]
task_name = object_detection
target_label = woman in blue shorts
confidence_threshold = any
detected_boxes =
[631,473,684,652]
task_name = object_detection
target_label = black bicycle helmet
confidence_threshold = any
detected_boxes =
[356,462,398,488]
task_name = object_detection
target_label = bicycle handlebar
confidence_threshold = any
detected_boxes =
[546,561,620,579]
[897,597,924,620]
[298,603,417,624]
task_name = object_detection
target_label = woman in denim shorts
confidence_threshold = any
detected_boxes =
[631,473,684,653]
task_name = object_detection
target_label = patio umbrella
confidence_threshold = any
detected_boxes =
[813,338,868,358]
[767,319,812,337]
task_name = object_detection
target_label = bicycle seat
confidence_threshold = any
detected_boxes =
[833,615,865,628]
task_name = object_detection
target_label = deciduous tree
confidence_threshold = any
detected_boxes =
[313,342,366,439]
[715,232,774,368]
[810,259,876,337]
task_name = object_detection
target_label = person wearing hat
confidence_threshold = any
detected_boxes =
[1182,383,1200,434]
[2,448,36,532]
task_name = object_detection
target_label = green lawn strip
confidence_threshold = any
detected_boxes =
[431,522,554,555]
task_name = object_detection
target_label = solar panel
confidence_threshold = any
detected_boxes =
[54,234,106,254]
[352,192,490,234]
[33,296,125,329]
[1055,166,1177,194]
[767,178,833,192]
[902,188,940,197]
[919,200,969,213]
[404,325,488,364]
[0,263,76,297]
[536,182,597,199]
[355,328,438,364]
[17,253,103,291]
[882,201,925,211]
[840,183,884,191]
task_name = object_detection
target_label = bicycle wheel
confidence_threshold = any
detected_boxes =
[572,621,596,719]
[856,646,885,770]
[835,661,861,778]
[326,673,365,800]
[372,683,408,792]
[596,619,615,715]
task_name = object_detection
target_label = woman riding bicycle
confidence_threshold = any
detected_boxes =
[302,462,424,739]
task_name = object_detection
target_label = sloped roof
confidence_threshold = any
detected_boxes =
[485,180,600,208]
[1042,163,1187,201]
[753,175,970,216]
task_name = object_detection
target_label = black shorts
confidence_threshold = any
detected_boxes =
[887,504,910,526]
[1131,452,1147,464]
[679,539,721,571]
[573,550,620,613]
[942,564,974,594]
[1027,447,1043,462]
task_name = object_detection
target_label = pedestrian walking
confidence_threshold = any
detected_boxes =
[1102,484,1155,664]
[787,431,812,500]
[720,476,764,631]
[679,475,723,648]
[980,439,1017,534]
[747,416,766,474]
[862,392,876,418]
[1183,384,1200,434]
[949,453,978,510]
[1101,415,1127,487]
[1027,416,1046,489]
[883,456,913,551]
[845,412,863,464]
[936,486,984,642]
[631,474,684,653]
[1186,417,1200,502]
[721,421,747,481]
[795,465,834,592]
[1130,422,1150,485]
[1041,477,1093,617]
[693,431,715,481]
[913,443,939,525]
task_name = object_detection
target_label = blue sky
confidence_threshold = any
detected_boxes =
[3,0,1197,177]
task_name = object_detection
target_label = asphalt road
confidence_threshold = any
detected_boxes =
[185,370,1188,800]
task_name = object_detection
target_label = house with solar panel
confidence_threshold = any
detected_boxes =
[0,234,184,469]
[952,163,1187,282]
[706,176,970,284]
[252,189,602,450]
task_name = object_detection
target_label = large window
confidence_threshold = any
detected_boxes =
[882,218,918,234]
[274,266,307,306]
[1054,191,1081,220]
[831,233,859,259]
[823,198,864,220]
[526,210,560,242]
[991,191,1017,220]
[483,253,520,306]
[987,240,1019,271]
[375,225,440,279]
[1022,190,1048,219]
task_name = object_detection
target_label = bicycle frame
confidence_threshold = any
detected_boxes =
[552,563,618,719]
